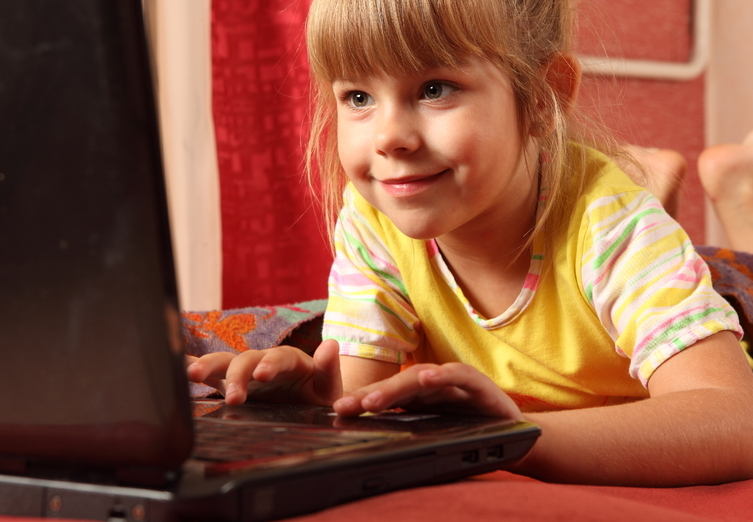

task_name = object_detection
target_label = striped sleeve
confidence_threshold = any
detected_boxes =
[321,190,421,364]
[580,189,742,386]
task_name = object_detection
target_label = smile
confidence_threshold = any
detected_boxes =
[378,170,448,198]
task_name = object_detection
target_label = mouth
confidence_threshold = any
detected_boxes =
[378,170,448,198]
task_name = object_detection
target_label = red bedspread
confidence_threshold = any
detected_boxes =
[2,471,751,521]
[286,471,753,522]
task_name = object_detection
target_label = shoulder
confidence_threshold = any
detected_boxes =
[577,147,655,214]
[559,147,693,307]
[568,147,675,246]
[548,145,661,252]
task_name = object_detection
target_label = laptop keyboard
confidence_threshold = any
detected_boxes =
[192,417,399,463]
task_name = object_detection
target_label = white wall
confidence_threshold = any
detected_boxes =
[143,0,222,310]
[705,0,753,246]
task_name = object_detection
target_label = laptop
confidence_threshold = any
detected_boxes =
[0,1,541,520]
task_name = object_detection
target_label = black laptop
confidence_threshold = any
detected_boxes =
[0,1,540,520]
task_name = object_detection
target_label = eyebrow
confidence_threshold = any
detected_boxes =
[332,67,465,86]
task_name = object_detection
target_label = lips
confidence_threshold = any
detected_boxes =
[378,170,448,198]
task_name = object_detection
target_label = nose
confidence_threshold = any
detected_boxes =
[374,104,421,157]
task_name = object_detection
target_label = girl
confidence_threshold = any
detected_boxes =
[188,0,753,486]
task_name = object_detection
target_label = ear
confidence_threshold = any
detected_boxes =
[532,52,582,136]
[545,52,581,112]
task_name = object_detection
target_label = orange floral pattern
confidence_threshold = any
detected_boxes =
[182,310,268,353]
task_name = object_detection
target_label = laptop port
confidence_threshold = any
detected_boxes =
[486,445,504,461]
[461,450,479,464]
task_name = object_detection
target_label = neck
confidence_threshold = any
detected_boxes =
[434,171,539,319]
[432,141,541,318]
[436,148,540,268]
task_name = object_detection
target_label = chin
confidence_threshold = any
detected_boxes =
[377,204,451,241]
[391,220,444,241]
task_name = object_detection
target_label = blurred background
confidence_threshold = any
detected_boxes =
[143,0,753,311]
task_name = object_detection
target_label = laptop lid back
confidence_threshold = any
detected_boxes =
[0,0,192,472]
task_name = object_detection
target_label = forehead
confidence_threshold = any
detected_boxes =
[306,0,499,84]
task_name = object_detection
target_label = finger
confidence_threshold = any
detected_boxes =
[417,364,523,419]
[337,365,437,415]
[312,339,343,404]
[224,350,270,405]
[333,380,386,416]
[250,345,306,383]
[186,352,239,397]
[186,352,237,383]
[415,363,484,389]
[363,364,442,410]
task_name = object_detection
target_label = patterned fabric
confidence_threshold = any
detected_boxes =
[697,246,753,363]
[321,148,742,411]
[183,299,326,397]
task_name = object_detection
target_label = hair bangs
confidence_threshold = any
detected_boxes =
[307,0,506,83]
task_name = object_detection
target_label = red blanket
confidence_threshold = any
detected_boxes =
[2,472,751,522]
[285,471,753,522]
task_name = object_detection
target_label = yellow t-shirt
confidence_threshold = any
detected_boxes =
[323,148,741,412]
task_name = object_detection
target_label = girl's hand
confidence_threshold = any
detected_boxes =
[185,339,342,406]
[333,362,523,420]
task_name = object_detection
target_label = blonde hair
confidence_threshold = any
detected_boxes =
[305,0,595,252]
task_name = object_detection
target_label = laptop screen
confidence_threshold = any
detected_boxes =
[0,0,192,470]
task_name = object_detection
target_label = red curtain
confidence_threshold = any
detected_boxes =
[211,0,331,309]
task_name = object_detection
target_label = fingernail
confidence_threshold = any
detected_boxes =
[335,396,354,409]
[363,391,381,409]
[225,382,237,399]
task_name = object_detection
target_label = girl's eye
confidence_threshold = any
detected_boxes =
[422,82,455,100]
[348,91,373,108]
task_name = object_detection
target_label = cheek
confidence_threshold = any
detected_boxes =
[435,110,506,160]
[467,114,522,163]
[437,121,491,169]
[442,115,525,192]
[337,121,370,175]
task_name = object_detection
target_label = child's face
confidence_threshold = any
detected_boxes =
[333,57,540,242]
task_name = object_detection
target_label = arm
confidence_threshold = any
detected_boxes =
[335,331,753,485]
[512,331,753,486]
[340,354,401,394]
